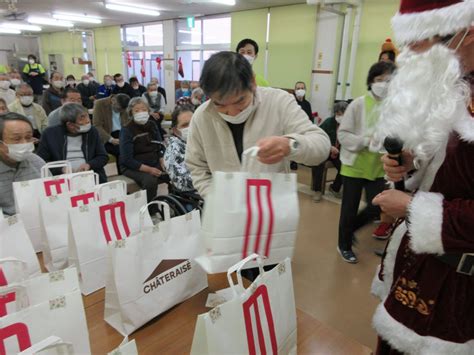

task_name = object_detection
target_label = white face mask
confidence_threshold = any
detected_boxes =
[117,81,125,88]
[105,79,114,86]
[20,96,34,106]
[10,79,21,87]
[179,127,190,142]
[133,111,149,125]
[335,115,343,124]
[28,59,35,65]
[0,81,10,90]
[149,91,158,97]
[3,142,34,162]
[243,54,255,65]
[78,123,91,133]
[371,82,389,99]
[191,98,200,106]
[52,81,64,89]
[67,80,75,86]
[218,99,255,125]
[295,89,305,98]
[82,80,90,86]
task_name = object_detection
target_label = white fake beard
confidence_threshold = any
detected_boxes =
[374,44,471,162]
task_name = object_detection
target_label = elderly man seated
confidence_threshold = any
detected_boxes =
[47,87,83,127]
[8,83,48,142]
[37,103,108,183]
[0,112,45,216]
[0,73,15,105]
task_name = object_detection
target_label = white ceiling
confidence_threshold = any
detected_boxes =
[0,0,306,32]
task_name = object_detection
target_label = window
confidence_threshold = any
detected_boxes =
[175,16,231,81]
[122,23,164,86]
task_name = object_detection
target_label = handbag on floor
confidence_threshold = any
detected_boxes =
[13,161,96,252]
[0,214,40,282]
[68,181,150,295]
[39,172,100,271]
[104,201,208,335]
[190,254,297,355]
[197,147,299,273]
[0,271,90,354]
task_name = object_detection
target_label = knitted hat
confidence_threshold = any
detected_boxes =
[391,0,474,45]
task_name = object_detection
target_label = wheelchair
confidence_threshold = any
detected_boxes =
[152,185,204,220]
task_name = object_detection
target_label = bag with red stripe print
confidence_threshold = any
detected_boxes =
[197,147,299,273]
[191,254,297,355]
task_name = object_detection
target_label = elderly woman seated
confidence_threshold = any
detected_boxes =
[119,97,168,204]
[37,102,108,182]
[164,104,195,193]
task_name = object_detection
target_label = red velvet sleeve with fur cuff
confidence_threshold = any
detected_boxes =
[408,191,474,255]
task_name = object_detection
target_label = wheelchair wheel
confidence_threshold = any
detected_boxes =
[153,194,188,219]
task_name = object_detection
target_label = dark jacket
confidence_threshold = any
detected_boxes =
[92,96,130,143]
[131,85,146,98]
[42,87,63,115]
[158,86,167,104]
[37,124,109,183]
[77,83,98,109]
[119,120,164,171]
[319,116,338,147]
[112,83,135,98]
[295,96,313,123]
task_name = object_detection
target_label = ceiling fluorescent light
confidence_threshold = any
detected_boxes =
[28,17,74,27]
[0,28,21,34]
[211,0,236,5]
[105,3,160,16]
[1,23,41,31]
[53,13,102,24]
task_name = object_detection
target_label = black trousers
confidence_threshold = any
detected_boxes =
[105,130,121,174]
[123,169,169,204]
[338,176,386,250]
[311,157,343,192]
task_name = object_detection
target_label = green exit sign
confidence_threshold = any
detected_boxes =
[187,16,195,28]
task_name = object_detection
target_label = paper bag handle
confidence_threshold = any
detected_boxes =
[227,253,265,297]
[69,171,99,191]
[18,336,74,355]
[94,180,127,201]
[0,283,30,312]
[139,201,171,230]
[0,257,29,283]
[41,161,73,178]
[241,146,261,173]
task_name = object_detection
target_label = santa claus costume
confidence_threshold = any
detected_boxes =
[371,0,474,354]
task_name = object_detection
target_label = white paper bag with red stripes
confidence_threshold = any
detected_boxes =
[0,287,90,354]
[39,172,100,271]
[197,147,299,273]
[13,161,96,252]
[0,268,79,318]
[68,181,150,295]
[190,255,297,355]
[0,215,41,281]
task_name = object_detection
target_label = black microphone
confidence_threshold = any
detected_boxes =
[384,136,405,191]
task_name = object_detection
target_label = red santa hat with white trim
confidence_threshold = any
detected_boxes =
[391,0,474,45]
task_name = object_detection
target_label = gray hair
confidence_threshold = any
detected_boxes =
[59,103,88,125]
[127,97,149,118]
[0,112,33,139]
[334,101,349,114]
[147,82,158,90]
[16,83,33,94]
[191,87,204,97]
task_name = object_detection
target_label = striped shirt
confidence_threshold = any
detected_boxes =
[0,154,45,216]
